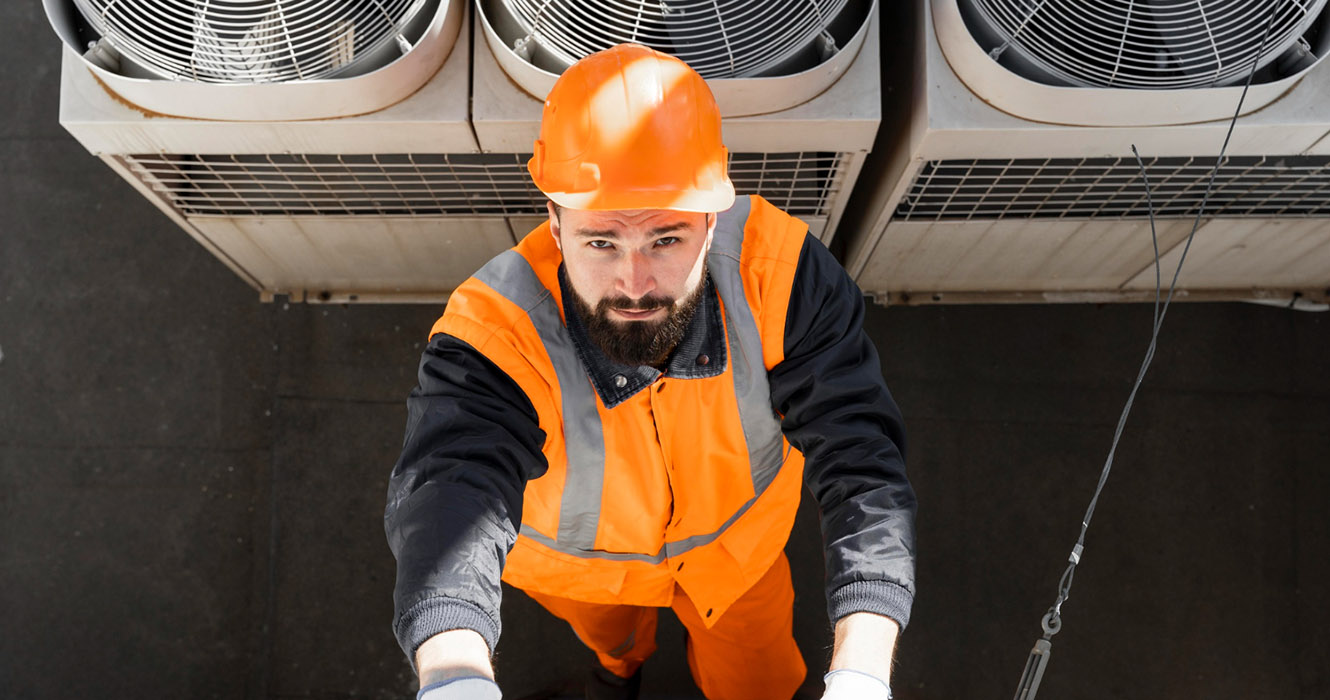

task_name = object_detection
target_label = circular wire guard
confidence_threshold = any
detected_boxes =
[502,0,852,78]
[966,0,1328,88]
[71,0,428,83]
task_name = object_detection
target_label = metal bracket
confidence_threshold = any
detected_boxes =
[83,37,121,72]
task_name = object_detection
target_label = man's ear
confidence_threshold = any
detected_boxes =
[703,212,717,251]
[547,200,562,251]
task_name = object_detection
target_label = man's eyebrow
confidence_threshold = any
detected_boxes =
[572,221,692,239]
[650,221,692,235]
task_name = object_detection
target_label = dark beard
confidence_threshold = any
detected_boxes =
[569,270,708,367]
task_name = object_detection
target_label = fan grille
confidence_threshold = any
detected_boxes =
[501,0,851,78]
[72,0,426,82]
[966,0,1327,89]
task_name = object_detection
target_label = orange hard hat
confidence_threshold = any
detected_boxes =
[528,43,734,213]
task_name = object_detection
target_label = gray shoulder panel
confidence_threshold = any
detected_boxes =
[708,197,787,497]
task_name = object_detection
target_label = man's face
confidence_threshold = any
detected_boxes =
[550,202,716,367]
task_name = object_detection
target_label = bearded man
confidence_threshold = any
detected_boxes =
[385,44,916,700]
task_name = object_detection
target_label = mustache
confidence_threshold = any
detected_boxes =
[598,294,674,312]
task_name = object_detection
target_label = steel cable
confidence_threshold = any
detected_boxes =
[1011,4,1283,699]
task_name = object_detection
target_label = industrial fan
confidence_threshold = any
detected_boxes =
[45,0,459,120]
[477,0,876,115]
[959,0,1328,89]
[492,0,859,77]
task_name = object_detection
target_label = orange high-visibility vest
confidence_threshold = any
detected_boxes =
[432,195,808,628]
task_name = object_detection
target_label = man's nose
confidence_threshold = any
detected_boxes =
[616,250,656,299]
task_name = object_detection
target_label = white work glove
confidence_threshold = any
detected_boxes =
[417,676,502,700]
[821,669,892,700]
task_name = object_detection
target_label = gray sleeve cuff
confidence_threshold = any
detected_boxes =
[418,677,503,700]
[828,580,913,631]
[395,596,501,667]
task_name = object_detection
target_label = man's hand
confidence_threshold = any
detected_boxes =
[822,611,899,699]
[416,629,496,687]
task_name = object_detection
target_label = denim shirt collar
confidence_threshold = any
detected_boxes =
[559,265,727,409]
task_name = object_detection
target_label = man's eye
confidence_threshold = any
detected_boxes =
[655,237,680,247]
[588,240,613,249]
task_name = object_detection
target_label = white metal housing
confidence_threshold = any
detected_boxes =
[839,0,1330,306]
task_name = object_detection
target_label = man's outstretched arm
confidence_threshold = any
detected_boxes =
[769,235,916,697]
[385,333,548,687]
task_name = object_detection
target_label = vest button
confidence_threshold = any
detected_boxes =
[696,354,709,365]
[706,608,713,618]
[614,375,628,388]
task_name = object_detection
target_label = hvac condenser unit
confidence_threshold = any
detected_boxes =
[49,0,521,303]
[471,0,883,244]
[50,0,884,303]
[841,0,1330,305]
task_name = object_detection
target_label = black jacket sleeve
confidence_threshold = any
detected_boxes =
[384,333,547,663]
[768,235,917,629]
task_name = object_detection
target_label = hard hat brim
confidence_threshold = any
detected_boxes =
[542,182,737,214]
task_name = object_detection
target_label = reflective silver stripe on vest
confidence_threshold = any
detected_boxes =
[474,250,606,552]
[707,196,788,497]
[663,494,758,559]
[519,526,666,564]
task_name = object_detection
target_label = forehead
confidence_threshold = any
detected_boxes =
[562,207,705,235]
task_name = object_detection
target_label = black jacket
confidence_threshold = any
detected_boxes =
[385,234,916,662]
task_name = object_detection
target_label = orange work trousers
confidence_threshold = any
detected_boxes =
[524,552,807,700]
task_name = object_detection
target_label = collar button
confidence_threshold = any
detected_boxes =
[614,374,628,388]
[696,354,710,366]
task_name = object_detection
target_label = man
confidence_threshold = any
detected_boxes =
[386,44,915,700]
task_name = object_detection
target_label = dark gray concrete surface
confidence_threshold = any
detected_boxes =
[3,4,1328,700]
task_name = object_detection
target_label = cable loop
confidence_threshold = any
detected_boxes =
[1041,610,1062,637]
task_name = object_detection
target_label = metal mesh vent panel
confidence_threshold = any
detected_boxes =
[963,0,1327,88]
[72,0,428,82]
[123,152,846,217]
[896,156,1330,220]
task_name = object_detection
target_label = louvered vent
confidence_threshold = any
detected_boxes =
[71,0,433,81]
[896,155,1330,220]
[960,0,1329,88]
[118,151,850,218]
